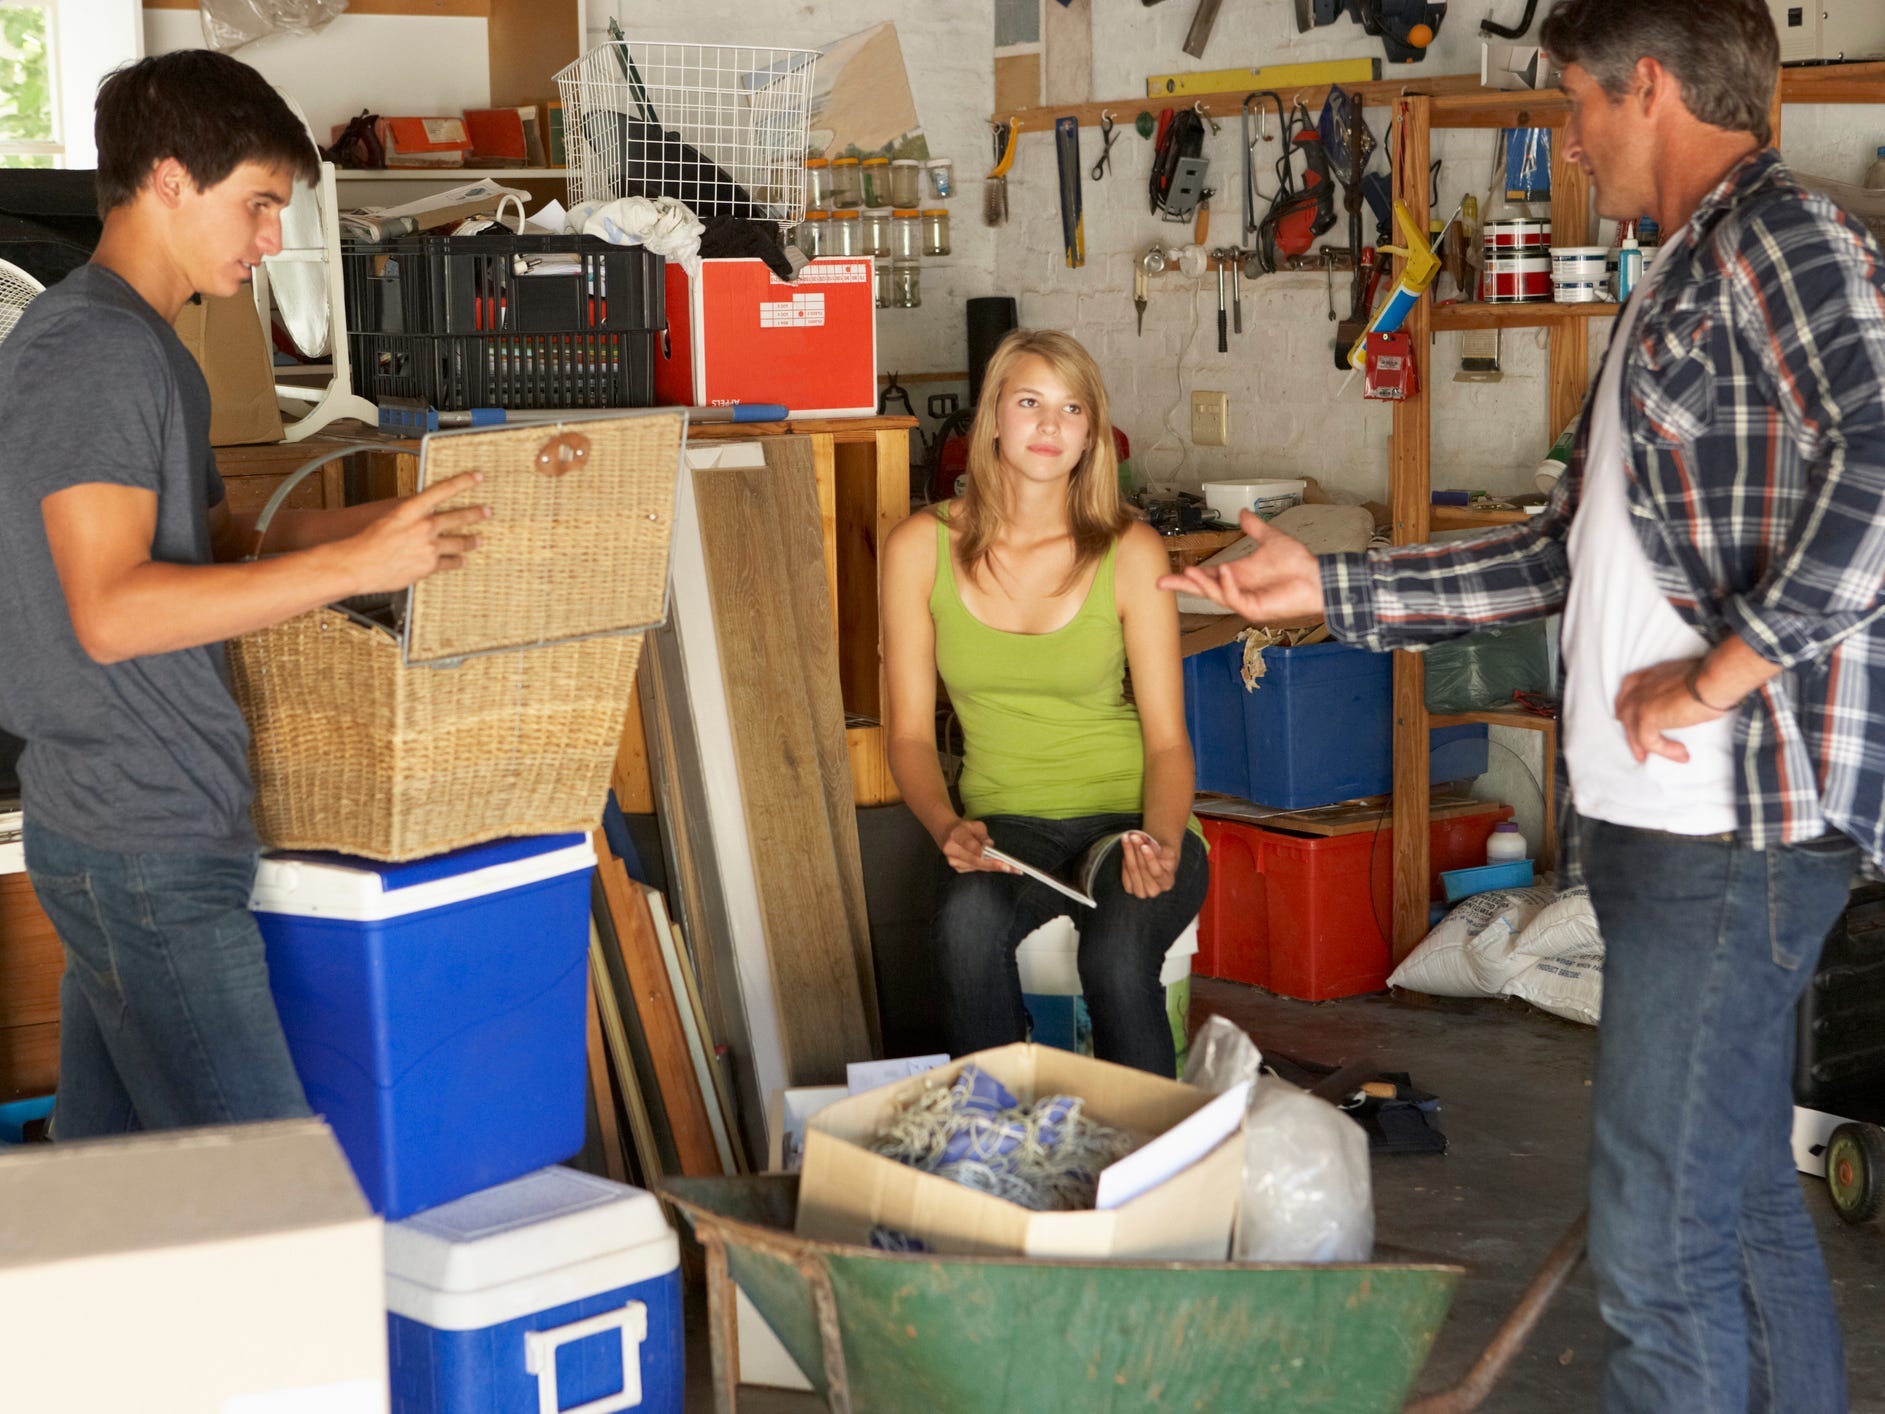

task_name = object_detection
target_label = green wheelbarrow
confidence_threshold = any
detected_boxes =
[660,1173,1587,1414]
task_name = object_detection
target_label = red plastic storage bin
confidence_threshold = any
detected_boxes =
[1196,804,1514,1001]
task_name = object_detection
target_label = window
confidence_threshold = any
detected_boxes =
[0,1,58,169]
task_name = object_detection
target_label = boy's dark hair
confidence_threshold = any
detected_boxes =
[1540,0,1779,145]
[94,50,318,217]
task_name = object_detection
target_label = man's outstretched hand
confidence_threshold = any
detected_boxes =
[1156,509,1327,622]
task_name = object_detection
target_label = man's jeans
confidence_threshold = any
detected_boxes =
[24,820,311,1138]
[931,812,1209,1077]
[1582,817,1854,1414]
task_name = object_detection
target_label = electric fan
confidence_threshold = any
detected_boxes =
[0,257,45,349]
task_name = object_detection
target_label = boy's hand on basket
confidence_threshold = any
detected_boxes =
[340,473,490,594]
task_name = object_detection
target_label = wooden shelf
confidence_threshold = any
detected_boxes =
[1433,301,1620,330]
[1429,89,1570,129]
[337,167,566,181]
[1430,505,1532,530]
[1428,707,1557,733]
[1780,62,1885,104]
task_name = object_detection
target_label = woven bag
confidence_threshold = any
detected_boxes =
[227,411,685,860]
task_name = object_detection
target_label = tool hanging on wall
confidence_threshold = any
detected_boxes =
[1363,330,1417,400]
[1090,112,1120,180]
[985,121,1018,228]
[1212,250,1230,352]
[1241,91,1284,239]
[1480,0,1541,38]
[1293,0,1449,64]
[1055,117,1085,268]
[1133,263,1148,336]
[1055,116,1085,267]
[1342,199,1460,384]
[1250,109,1337,274]
[1149,107,1212,221]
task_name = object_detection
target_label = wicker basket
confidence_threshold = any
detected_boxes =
[227,411,685,861]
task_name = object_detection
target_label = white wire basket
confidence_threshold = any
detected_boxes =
[556,41,819,233]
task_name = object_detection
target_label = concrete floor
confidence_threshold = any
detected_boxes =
[688,979,1885,1412]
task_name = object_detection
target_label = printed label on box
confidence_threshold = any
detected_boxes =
[785,261,871,286]
[760,292,826,328]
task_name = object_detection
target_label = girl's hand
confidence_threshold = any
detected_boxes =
[939,818,1016,875]
[1120,829,1178,899]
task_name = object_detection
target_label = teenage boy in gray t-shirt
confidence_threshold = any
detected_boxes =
[0,50,490,1138]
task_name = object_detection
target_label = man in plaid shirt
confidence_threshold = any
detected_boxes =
[1166,1,1885,1408]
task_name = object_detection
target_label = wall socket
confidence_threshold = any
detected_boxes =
[1190,390,1229,446]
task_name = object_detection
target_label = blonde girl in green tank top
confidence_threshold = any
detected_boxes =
[879,330,1208,1076]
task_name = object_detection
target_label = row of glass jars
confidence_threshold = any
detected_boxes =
[807,156,954,210]
[799,208,950,260]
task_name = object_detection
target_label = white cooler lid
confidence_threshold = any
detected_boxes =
[385,1167,678,1330]
[250,835,596,922]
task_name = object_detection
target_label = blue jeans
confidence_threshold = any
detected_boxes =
[931,813,1209,1077]
[24,820,311,1138]
[1582,816,1855,1414]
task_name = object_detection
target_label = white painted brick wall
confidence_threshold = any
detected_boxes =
[584,0,1883,504]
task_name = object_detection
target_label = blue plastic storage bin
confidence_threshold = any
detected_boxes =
[251,834,596,1219]
[1182,640,1488,808]
[385,1166,684,1414]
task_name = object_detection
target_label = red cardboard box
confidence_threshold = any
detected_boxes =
[655,257,877,417]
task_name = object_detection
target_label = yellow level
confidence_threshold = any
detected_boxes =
[1146,58,1380,98]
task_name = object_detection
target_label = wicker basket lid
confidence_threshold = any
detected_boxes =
[402,410,685,665]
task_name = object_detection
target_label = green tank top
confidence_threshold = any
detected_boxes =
[930,516,1146,821]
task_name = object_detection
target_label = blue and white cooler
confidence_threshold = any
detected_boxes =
[384,1166,684,1414]
[251,833,597,1218]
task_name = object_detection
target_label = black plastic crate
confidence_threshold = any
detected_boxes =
[341,231,663,410]
[1795,881,1885,1112]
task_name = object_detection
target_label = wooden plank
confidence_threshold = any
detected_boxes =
[1428,708,1555,732]
[1549,317,1591,447]
[642,887,737,1174]
[584,977,629,1185]
[687,416,917,441]
[834,439,884,719]
[146,0,489,11]
[811,434,841,635]
[0,876,63,1032]
[1430,506,1530,531]
[692,464,876,1084]
[765,439,882,1056]
[590,929,664,1189]
[612,665,655,816]
[1781,63,1885,105]
[1432,303,1619,331]
[1390,96,1434,966]
[993,71,1489,129]
[846,725,901,807]
[487,0,581,110]
[593,838,724,1176]
[667,917,748,1174]
[662,451,799,1147]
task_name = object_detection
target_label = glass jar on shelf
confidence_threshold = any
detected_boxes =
[826,209,862,256]
[891,259,921,308]
[890,209,923,261]
[874,257,891,309]
[796,210,829,258]
[889,158,922,208]
[924,157,955,200]
[829,156,862,208]
[858,206,892,257]
[804,157,833,210]
[921,208,951,257]
[860,155,891,208]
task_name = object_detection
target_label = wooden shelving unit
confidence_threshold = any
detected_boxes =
[1384,64,1885,960]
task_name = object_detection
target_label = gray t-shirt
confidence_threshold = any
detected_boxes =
[0,264,257,856]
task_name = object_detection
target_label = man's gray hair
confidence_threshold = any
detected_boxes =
[1540,0,1779,145]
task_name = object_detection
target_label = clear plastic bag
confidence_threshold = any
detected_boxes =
[1184,1016,1374,1262]
[200,0,348,53]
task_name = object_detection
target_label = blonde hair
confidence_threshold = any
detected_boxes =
[949,329,1132,592]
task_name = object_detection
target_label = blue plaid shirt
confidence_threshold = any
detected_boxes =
[1321,149,1885,876]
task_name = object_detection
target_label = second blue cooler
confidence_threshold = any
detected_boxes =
[251,834,596,1218]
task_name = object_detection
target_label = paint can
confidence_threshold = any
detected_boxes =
[1484,254,1553,302]
[1483,217,1553,254]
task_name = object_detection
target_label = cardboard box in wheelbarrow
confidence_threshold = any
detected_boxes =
[794,1044,1246,1261]
[227,412,686,861]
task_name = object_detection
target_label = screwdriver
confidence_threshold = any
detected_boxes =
[1212,248,1229,353]
[1133,264,1148,337]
